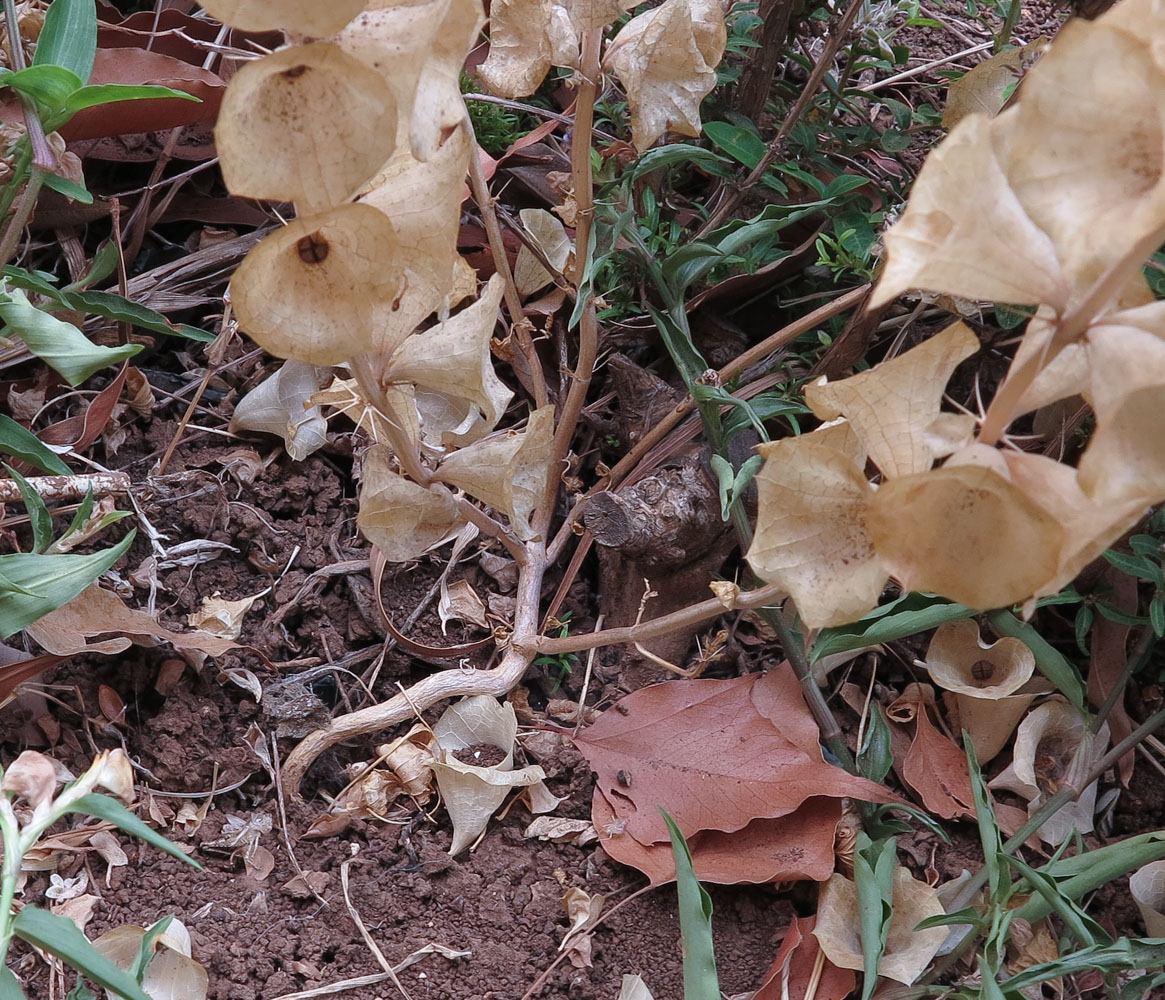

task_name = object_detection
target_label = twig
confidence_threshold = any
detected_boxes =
[340,856,411,1000]
[536,27,604,539]
[697,0,866,236]
[526,583,783,656]
[857,41,993,92]
[0,471,130,503]
[465,130,548,409]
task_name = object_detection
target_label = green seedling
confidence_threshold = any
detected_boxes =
[0,749,200,998]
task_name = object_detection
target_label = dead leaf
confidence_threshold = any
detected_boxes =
[574,666,895,859]
[200,0,366,34]
[282,871,331,899]
[867,461,1064,611]
[188,591,263,640]
[814,867,947,985]
[594,790,843,885]
[477,0,577,98]
[745,422,885,628]
[435,406,555,540]
[523,816,598,846]
[603,0,726,151]
[617,975,655,1000]
[754,916,856,1000]
[513,209,571,296]
[231,203,402,367]
[357,446,464,562]
[2,750,60,808]
[429,695,545,854]
[385,273,513,446]
[438,579,489,631]
[229,361,329,461]
[942,40,1045,128]
[805,323,979,479]
[1130,859,1165,936]
[561,886,604,967]
[217,42,396,215]
[92,920,208,1000]
[897,691,975,820]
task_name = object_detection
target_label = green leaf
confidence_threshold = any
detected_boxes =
[2,64,82,117]
[0,286,142,385]
[994,303,1036,330]
[1128,534,1162,559]
[1004,855,1108,948]
[857,704,893,784]
[703,121,765,168]
[985,609,1085,709]
[1150,593,1165,638]
[0,531,133,637]
[811,592,974,662]
[661,809,719,1000]
[65,489,95,536]
[1074,603,1093,656]
[34,0,97,83]
[69,793,202,869]
[0,966,27,999]
[63,83,198,117]
[41,171,93,204]
[1104,549,1164,587]
[5,465,53,553]
[0,414,70,474]
[978,955,1008,1000]
[13,906,153,1000]
[631,143,732,181]
[2,269,214,342]
[62,241,118,292]
[823,173,871,199]
[132,916,175,981]
[965,735,1005,903]
[914,907,984,931]
[1002,938,1165,991]
[854,834,896,1000]
[879,130,911,152]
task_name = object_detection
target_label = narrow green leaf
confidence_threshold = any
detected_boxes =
[1150,593,1165,638]
[0,966,27,999]
[854,834,896,1000]
[131,916,175,981]
[986,609,1085,709]
[913,907,983,931]
[5,465,53,553]
[34,0,97,83]
[0,414,70,474]
[1104,549,1163,587]
[70,793,202,869]
[42,171,92,205]
[1004,855,1107,948]
[978,955,1008,1000]
[857,704,893,784]
[631,143,731,180]
[964,735,1004,903]
[660,809,719,1000]
[0,531,133,637]
[62,241,118,292]
[65,489,95,535]
[0,287,142,385]
[811,593,974,662]
[1002,938,1165,991]
[63,83,198,117]
[13,906,152,1000]
[2,269,213,342]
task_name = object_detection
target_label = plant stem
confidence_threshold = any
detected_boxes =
[536,27,603,540]
[0,800,20,958]
[525,582,784,655]
[350,352,430,487]
[465,129,548,409]
[697,0,865,237]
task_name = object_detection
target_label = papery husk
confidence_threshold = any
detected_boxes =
[924,618,1040,762]
[215,42,397,215]
[1130,859,1165,936]
[430,695,545,854]
[990,698,1109,845]
[814,867,947,985]
[200,0,366,34]
[229,360,329,461]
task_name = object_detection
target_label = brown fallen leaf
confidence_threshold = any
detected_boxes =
[898,690,975,821]
[754,916,856,1000]
[593,791,842,885]
[574,665,896,851]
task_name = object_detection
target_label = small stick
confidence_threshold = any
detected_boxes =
[0,471,130,503]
